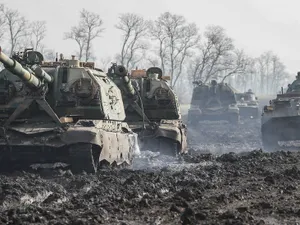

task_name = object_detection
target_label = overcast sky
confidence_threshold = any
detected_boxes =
[1,0,300,74]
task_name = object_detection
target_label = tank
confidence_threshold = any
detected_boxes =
[107,64,187,156]
[188,80,240,124]
[235,89,259,118]
[0,47,138,173]
[261,72,300,151]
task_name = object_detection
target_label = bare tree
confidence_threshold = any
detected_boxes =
[0,5,29,55]
[98,56,112,71]
[150,19,168,74]
[64,26,86,60]
[256,51,273,94]
[221,49,250,82]
[115,13,149,69]
[233,57,257,92]
[269,54,286,93]
[146,55,160,67]
[29,20,47,51]
[151,12,200,87]
[232,51,289,95]
[80,9,104,61]
[190,25,234,83]
[43,49,57,61]
[65,8,104,61]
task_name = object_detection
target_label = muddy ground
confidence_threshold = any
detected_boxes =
[2,95,300,225]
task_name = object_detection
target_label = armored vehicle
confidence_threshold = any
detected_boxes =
[107,64,187,156]
[261,72,300,151]
[188,80,240,124]
[235,89,259,118]
[0,48,138,173]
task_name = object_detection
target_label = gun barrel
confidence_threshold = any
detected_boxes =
[122,75,136,97]
[30,64,53,83]
[0,47,45,89]
[115,65,136,97]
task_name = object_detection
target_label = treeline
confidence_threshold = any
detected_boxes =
[0,4,291,99]
[0,4,54,60]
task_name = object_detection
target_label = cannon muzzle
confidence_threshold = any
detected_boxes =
[114,65,136,97]
[115,65,127,77]
[0,47,53,89]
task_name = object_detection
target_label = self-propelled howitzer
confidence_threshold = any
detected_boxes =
[0,48,138,173]
[108,64,187,156]
[235,89,259,119]
[188,80,240,124]
[261,72,300,151]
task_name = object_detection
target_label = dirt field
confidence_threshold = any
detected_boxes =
[2,94,300,225]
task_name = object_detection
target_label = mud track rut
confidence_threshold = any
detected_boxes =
[1,97,300,224]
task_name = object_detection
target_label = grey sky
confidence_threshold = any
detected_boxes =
[2,0,300,74]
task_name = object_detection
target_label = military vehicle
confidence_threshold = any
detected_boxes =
[235,89,259,118]
[188,80,240,124]
[0,47,138,173]
[261,72,300,151]
[107,64,187,156]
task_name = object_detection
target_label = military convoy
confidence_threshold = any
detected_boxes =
[3,44,294,170]
[0,48,139,173]
[188,80,240,125]
[107,64,187,156]
[235,89,259,119]
[261,72,300,151]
